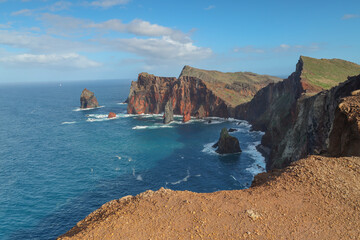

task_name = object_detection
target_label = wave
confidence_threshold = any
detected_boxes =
[73,106,104,111]
[132,168,143,181]
[116,102,127,105]
[132,125,174,130]
[167,170,190,185]
[86,113,123,122]
[201,142,218,155]
[244,141,266,176]
[61,121,76,125]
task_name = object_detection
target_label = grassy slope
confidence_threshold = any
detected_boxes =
[179,66,282,106]
[301,56,360,90]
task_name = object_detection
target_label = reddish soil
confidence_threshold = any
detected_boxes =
[59,155,360,240]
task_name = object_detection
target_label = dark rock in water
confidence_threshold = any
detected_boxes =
[108,112,116,118]
[80,88,99,109]
[163,100,174,124]
[228,128,237,132]
[214,128,242,154]
[208,120,212,124]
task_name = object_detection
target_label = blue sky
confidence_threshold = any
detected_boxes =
[0,0,359,83]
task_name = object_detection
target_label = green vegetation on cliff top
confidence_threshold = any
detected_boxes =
[301,56,360,90]
[179,65,281,85]
[179,65,282,106]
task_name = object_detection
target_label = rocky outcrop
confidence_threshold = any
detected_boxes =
[271,74,360,168]
[80,88,99,109]
[213,128,241,154]
[108,112,116,118]
[163,100,174,124]
[179,65,282,106]
[182,111,191,123]
[127,73,230,118]
[328,87,360,156]
[234,56,360,169]
[58,155,360,240]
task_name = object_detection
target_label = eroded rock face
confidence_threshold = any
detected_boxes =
[328,83,360,156]
[163,100,174,124]
[127,73,229,118]
[80,88,99,109]
[108,112,116,118]
[182,111,191,123]
[213,128,241,154]
[234,57,360,169]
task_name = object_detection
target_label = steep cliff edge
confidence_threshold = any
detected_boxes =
[235,56,360,169]
[127,68,281,117]
[179,65,282,106]
[58,155,360,240]
[273,74,360,168]
[127,73,230,118]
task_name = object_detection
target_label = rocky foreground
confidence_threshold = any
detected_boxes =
[59,155,360,240]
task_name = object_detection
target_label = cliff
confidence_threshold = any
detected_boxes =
[235,56,360,169]
[127,68,282,117]
[58,155,360,240]
[127,73,230,118]
[179,65,282,106]
[272,75,360,168]
[59,57,360,239]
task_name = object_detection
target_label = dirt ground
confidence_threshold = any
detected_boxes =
[58,155,360,240]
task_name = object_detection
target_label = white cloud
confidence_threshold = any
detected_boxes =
[274,43,320,52]
[11,9,33,16]
[89,18,189,42]
[0,22,11,29]
[48,1,72,11]
[205,5,215,10]
[105,36,212,62]
[0,30,95,53]
[0,53,102,68]
[342,14,359,20]
[90,0,130,8]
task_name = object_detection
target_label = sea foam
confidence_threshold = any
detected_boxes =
[132,125,174,130]
[61,121,77,125]
[73,106,104,111]
[244,141,266,176]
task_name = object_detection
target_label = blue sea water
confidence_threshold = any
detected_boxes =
[0,80,265,240]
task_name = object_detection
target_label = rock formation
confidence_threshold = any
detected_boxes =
[80,88,99,109]
[127,69,281,119]
[182,110,191,123]
[163,100,174,124]
[179,65,282,106]
[235,56,360,169]
[213,128,241,154]
[108,112,116,118]
[127,73,230,118]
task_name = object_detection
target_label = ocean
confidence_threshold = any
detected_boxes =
[0,80,265,240]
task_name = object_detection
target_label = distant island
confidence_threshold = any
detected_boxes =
[59,56,360,239]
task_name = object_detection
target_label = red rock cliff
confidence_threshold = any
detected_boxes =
[127,73,229,118]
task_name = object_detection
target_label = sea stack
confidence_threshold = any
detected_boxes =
[108,112,116,118]
[163,100,174,124]
[213,128,242,154]
[80,88,99,109]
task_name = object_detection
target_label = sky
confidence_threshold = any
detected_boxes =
[0,0,359,83]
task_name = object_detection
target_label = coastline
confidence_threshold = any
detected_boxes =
[59,155,360,240]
